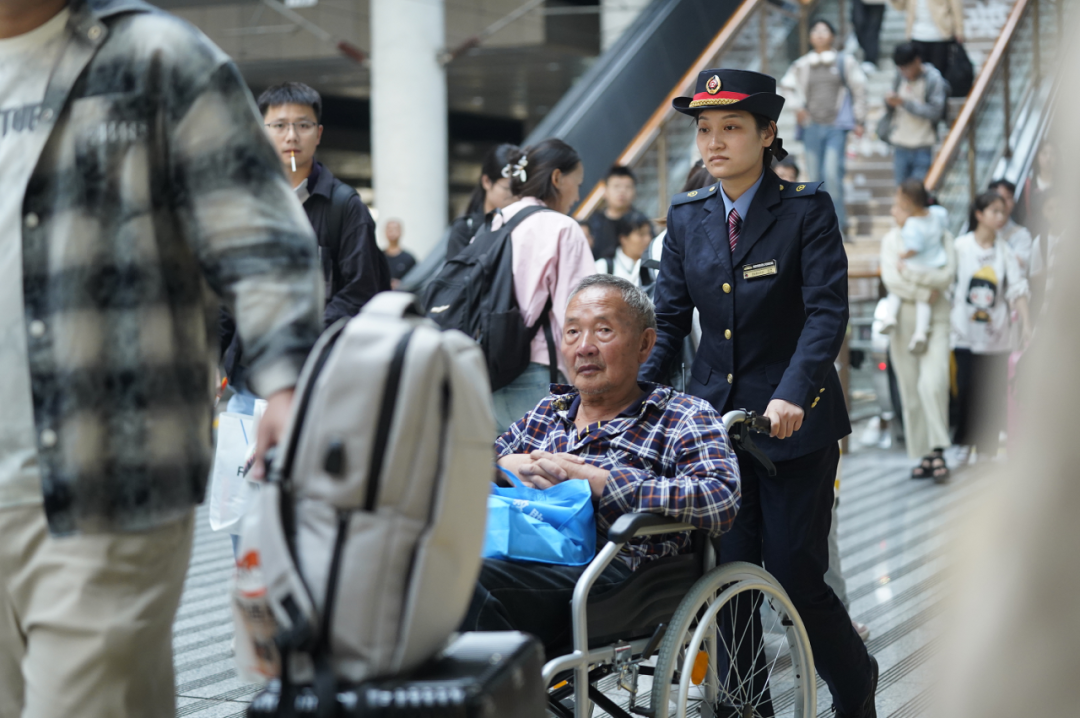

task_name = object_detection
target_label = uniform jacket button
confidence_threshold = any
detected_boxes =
[722,283,731,294]
[25,213,39,229]
[40,429,57,448]
[724,329,732,340]
[726,373,733,384]
[29,320,46,338]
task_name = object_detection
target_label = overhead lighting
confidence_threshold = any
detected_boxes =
[285,0,317,7]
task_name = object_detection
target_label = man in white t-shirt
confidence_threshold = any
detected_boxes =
[0,1,321,716]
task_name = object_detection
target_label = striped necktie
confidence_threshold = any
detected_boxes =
[727,208,741,252]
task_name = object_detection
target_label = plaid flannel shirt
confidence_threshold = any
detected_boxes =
[495,383,741,570]
[21,0,321,534]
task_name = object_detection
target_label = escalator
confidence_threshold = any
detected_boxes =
[525,0,743,196]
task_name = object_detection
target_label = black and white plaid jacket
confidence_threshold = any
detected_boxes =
[23,0,322,534]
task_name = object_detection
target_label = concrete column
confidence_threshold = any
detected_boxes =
[601,0,651,51]
[371,0,447,259]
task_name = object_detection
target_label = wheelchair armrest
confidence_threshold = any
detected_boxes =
[607,513,695,544]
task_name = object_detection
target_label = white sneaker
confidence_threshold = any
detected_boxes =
[860,416,883,447]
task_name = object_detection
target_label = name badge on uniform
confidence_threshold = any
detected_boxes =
[743,260,777,280]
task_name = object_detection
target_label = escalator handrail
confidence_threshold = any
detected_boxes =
[572,0,767,221]
[924,0,1038,192]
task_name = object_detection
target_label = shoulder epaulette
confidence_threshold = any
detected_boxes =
[778,181,823,198]
[671,183,720,206]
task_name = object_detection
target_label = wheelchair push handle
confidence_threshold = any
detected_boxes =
[722,410,777,477]
[721,410,772,436]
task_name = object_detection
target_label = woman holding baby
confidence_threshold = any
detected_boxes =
[880,180,957,482]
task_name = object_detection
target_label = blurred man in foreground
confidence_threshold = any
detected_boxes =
[0,1,320,715]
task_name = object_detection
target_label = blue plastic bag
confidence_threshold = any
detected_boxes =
[482,467,597,566]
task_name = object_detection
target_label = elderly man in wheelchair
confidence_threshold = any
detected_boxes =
[461,275,816,718]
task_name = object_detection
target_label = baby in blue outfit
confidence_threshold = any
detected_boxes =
[881,181,950,353]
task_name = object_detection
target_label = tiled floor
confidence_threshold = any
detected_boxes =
[172,445,979,717]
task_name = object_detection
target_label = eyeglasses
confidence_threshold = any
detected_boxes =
[264,121,318,135]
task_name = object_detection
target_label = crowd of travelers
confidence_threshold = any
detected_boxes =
[0,0,1051,717]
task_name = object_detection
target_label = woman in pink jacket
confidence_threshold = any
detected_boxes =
[491,140,597,431]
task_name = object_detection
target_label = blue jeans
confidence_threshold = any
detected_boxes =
[801,123,849,234]
[893,145,933,184]
[491,362,562,434]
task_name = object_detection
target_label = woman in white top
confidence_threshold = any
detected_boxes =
[594,210,653,287]
[951,191,1031,464]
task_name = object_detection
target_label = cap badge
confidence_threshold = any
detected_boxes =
[706,75,722,95]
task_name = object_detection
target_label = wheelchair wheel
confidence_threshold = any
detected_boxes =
[650,561,815,718]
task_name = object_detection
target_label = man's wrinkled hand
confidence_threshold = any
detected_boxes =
[252,388,294,481]
[521,451,611,499]
[764,399,804,440]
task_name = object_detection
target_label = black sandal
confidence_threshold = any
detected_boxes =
[911,455,933,479]
[911,448,945,480]
[930,454,950,484]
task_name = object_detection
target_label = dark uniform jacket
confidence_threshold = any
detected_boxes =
[641,170,851,462]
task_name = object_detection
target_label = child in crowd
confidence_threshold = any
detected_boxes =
[596,210,653,287]
[951,191,1030,464]
[774,157,800,183]
[880,179,950,353]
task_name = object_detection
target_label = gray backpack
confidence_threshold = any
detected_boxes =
[247,291,495,695]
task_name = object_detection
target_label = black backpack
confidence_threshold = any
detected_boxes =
[421,205,557,391]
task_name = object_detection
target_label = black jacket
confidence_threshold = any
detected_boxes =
[222,162,390,388]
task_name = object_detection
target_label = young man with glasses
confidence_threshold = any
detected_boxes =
[222,83,390,413]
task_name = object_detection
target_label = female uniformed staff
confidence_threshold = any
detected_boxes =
[641,69,878,718]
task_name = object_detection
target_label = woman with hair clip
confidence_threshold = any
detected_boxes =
[489,138,595,432]
[446,143,520,261]
[640,69,878,717]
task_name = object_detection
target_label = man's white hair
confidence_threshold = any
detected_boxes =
[567,274,657,332]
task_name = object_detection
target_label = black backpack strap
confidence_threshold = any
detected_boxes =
[543,314,558,385]
[605,257,614,274]
[526,296,558,384]
[322,180,357,296]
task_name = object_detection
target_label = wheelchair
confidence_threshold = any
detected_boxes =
[542,411,816,718]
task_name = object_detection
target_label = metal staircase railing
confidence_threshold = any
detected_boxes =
[925,0,1067,230]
